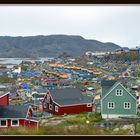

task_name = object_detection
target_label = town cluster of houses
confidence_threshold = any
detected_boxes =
[0,78,139,129]
[85,46,140,58]
[0,55,140,129]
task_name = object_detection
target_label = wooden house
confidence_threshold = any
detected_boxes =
[43,88,93,115]
[0,105,39,128]
[101,80,137,118]
[0,90,40,128]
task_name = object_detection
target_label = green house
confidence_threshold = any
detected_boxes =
[101,80,137,118]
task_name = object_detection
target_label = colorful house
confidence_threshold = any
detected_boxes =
[0,91,40,128]
[43,88,93,115]
[0,105,39,128]
[0,92,10,106]
[101,80,137,118]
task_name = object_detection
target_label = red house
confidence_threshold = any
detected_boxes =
[43,88,93,115]
[0,105,40,128]
[0,92,10,106]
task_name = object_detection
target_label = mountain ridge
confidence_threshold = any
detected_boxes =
[0,34,121,58]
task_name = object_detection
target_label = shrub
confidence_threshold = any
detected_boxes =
[88,112,102,122]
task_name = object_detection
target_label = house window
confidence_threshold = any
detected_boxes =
[43,103,47,108]
[55,106,59,112]
[116,89,123,96]
[11,120,19,127]
[124,102,131,109]
[87,103,92,107]
[49,104,52,110]
[0,120,7,127]
[108,102,115,109]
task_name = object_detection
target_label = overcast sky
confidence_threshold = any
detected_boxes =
[0,5,140,48]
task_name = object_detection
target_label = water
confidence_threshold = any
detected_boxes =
[0,57,48,65]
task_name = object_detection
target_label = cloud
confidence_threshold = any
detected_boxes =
[0,5,139,48]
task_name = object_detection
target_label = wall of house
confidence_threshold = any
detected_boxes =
[102,84,137,116]
[43,92,53,113]
[0,119,38,128]
[0,94,9,106]
[24,120,38,127]
[28,109,33,117]
[4,119,26,128]
[102,114,137,119]
[54,103,92,115]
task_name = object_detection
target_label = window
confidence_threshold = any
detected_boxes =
[108,102,115,109]
[116,89,123,96]
[49,104,52,110]
[55,106,58,112]
[43,103,47,108]
[124,102,131,109]
[0,120,7,127]
[11,120,19,127]
[87,103,92,107]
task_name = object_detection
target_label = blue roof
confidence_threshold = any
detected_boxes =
[21,71,42,77]
[21,83,31,89]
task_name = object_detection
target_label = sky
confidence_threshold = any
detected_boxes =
[0,5,140,48]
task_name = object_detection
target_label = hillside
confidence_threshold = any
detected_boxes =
[0,35,121,58]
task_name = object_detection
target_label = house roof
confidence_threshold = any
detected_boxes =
[24,100,42,106]
[101,79,117,87]
[35,88,47,93]
[0,105,29,118]
[0,91,10,98]
[32,93,46,99]
[49,88,92,106]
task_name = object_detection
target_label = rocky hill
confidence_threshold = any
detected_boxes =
[0,35,121,58]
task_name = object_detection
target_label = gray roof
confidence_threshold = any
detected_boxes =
[0,105,29,118]
[34,88,47,93]
[25,100,42,106]
[49,88,92,105]
[32,94,46,99]
[101,80,117,87]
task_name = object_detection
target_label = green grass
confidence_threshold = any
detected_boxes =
[0,125,130,135]
[0,113,131,135]
[58,112,102,126]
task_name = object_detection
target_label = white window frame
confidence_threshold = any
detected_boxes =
[124,102,131,109]
[108,102,115,109]
[0,120,8,127]
[87,103,92,107]
[11,119,19,127]
[116,89,123,96]
[49,104,52,110]
[55,106,59,112]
